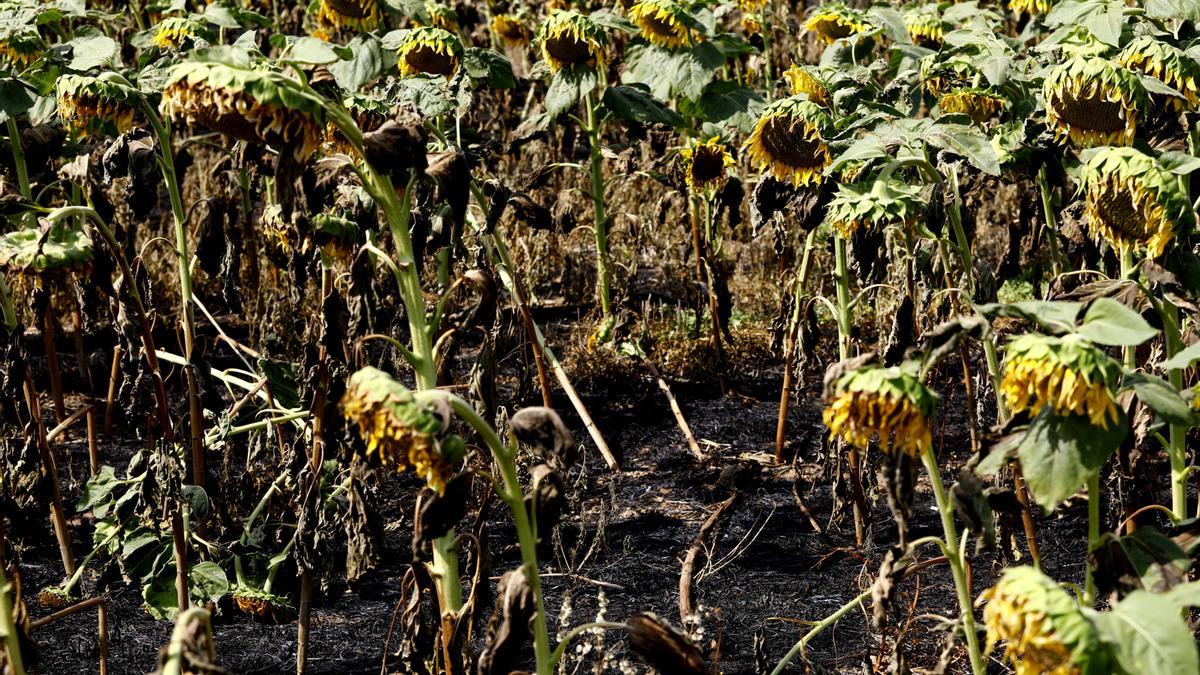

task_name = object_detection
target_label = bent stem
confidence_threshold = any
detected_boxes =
[769,588,872,675]
[919,447,985,675]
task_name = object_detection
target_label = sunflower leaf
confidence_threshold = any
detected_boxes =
[462,48,514,89]
[976,300,1082,333]
[1121,372,1194,426]
[602,84,683,128]
[329,35,388,92]
[1077,297,1158,346]
[1160,341,1200,370]
[545,67,595,117]
[926,122,1000,175]
[1016,408,1126,510]
[1090,591,1200,675]
[1146,0,1200,23]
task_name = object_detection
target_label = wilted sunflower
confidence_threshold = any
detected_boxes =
[491,14,532,46]
[315,0,384,33]
[1043,57,1148,147]
[920,55,975,97]
[1009,0,1056,15]
[1000,334,1121,429]
[804,2,872,45]
[397,26,463,78]
[628,0,699,50]
[323,94,389,156]
[160,61,325,162]
[151,16,211,49]
[537,10,607,72]
[55,74,137,139]
[939,88,1006,124]
[0,30,44,71]
[1078,147,1188,259]
[1116,36,1200,111]
[341,367,465,493]
[0,226,93,276]
[823,365,936,457]
[824,178,925,238]
[231,586,295,623]
[905,12,946,46]
[746,97,833,187]
[740,13,762,36]
[783,65,830,107]
[980,567,1111,675]
[424,1,459,30]
[679,137,734,194]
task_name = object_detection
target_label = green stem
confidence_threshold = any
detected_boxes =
[920,447,985,675]
[983,337,1008,422]
[1035,165,1064,278]
[833,234,852,361]
[0,563,24,675]
[6,117,29,200]
[1085,471,1101,606]
[584,92,613,338]
[770,588,872,675]
[1119,249,1137,370]
[1161,304,1188,520]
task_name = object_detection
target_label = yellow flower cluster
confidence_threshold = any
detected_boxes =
[1000,355,1118,429]
[939,89,1004,124]
[804,6,871,45]
[540,11,606,72]
[783,65,830,107]
[823,389,933,457]
[746,104,831,187]
[629,0,697,50]
[1009,0,1056,14]
[982,577,1080,675]
[315,0,384,33]
[397,28,462,78]
[57,89,134,139]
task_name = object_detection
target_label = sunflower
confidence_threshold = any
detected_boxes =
[396,26,463,78]
[1116,36,1200,111]
[980,567,1111,675]
[1000,334,1121,429]
[341,367,465,493]
[231,586,295,623]
[740,13,762,35]
[160,61,325,162]
[824,178,925,238]
[804,2,873,45]
[1078,147,1187,259]
[55,74,137,139]
[905,12,946,46]
[1009,0,1056,15]
[628,0,698,50]
[736,0,768,11]
[424,1,458,30]
[0,30,44,71]
[151,16,211,49]
[679,137,734,195]
[1043,57,1148,147]
[939,88,1006,124]
[823,364,936,457]
[0,226,93,276]
[783,65,831,107]
[746,97,833,187]
[323,94,389,156]
[315,0,384,33]
[491,14,532,46]
[537,10,607,73]
[920,55,975,97]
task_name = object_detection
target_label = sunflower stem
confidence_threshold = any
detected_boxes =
[770,588,873,675]
[1085,471,1101,606]
[1160,301,1188,521]
[833,233,852,361]
[920,447,985,675]
[0,556,25,675]
[6,117,30,201]
[584,92,614,341]
[1035,165,1065,279]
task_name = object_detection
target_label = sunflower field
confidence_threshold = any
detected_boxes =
[5,0,1200,671]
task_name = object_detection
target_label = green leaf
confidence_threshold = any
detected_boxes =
[1093,528,1190,595]
[329,35,387,92]
[1091,591,1200,675]
[68,35,120,71]
[1159,341,1200,370]
[271,36,348,64]
[1016,409,1126,510]
[977,300,1082,333]
[182,485,210,518]
[601,84,683,127]
[1146,0,1200,22]
[681,80,764,132]
[623,42,725,101]
[462,48,515,89]
[189,561,230,607]
[926,122,1000,176]
[1162,580,1200,607]
[0,78,33,118]
[1122,372,1194,426]
[1077,298,1158,347]
[545,67,595,117]
[258,357,300,411]
[76,465,119,511]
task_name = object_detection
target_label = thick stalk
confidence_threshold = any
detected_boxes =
[833,234,864,544]
[6,117,29,200]
[1162,303,1187,520]
[775,230,817,461]
[770,588,872,675]
[584,93,613,335]
[1035,165,1064,277]
[920,448,985,675]
[1085,471,1101,606]
[0,563,26,675]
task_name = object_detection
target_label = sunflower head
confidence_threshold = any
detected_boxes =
[0,226,93,277]
[341,367,465,493]
[981,567,1110,675]
[538,10,607,72]
[424,1,459,30]
[397,26,463,78]
[315,0,384,33]
[920,55,976,97]
[1000,333,1122,429]
[1116,36,1200,111]
[55,73,137,139]
[0,30,44,71]
[1009,0,1056,15]
[1043,57,1148,148]
[823,364,936,457]
[160,61,325,162]
[782,64,831,107]
[735,0,768,12]
[151,16,211,49]
[746,96,833,187]
[804,2,873,45]
[905,11,946,46]
[938,87,1006,124]
[679,137,734,195]
[740,12,762,36]
[323,93,389,155]
[491,14,532,46]
[628,0,699,50]
[1078,147,1188,259]
[231,586,296,623]
[824,178,925,238]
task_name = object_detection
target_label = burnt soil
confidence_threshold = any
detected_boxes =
[12,322,1113,675]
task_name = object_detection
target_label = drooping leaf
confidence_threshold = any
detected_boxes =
[1122,372,1194,426]
[463,48,515,89]
[1090,591,1200,675]
[1077,297,1158,347]
[602,84,683,127]
[1016,409,1126,510]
